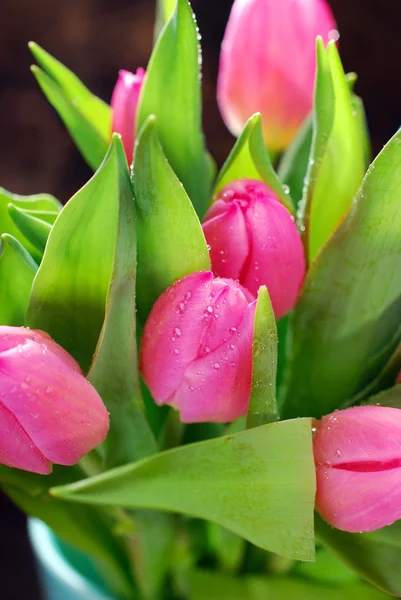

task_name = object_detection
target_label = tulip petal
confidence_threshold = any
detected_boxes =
[315,464,401,533]
[203,202,249,281]
[140,272,214,403]
[173,301,256,423]
[0,402,50,474]
[111,68,145,161]
[242,194,305,317]
[0,337,109,466]
[314,406,401,532]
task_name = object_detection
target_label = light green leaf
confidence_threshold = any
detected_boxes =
[26,136,128,373]
[0,234,37,326]
[295,547,358,586]
[8,203,51,255]
[247,286,278,428]
[136,0,210,217]
[300,40,365,263]
[52,419,316,561]
[281,127,401,419]
[133,116,210,321]
[278,115,313,210]
[316,514,401,597]
[0,187,60,261]
[215,114,294,214]
[31,66,108,171]
[155,0,177,40]
[29,42,111,140]
[189,570,388,600]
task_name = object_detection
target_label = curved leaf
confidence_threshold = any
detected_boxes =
[52,419,316,561]
[8,203,51,254]
[215,114,294,213]
[300,40,365,263]
[281,127,401,419]
[0,234,37,326]
[133,116,210,321]
[137,0,210,217]
[247,286,278,428]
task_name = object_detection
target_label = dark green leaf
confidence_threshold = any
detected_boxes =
[0,187,60,262]
[281,127,401,419]
[31,65,108,171]
[189,570,388,600]
[278,115,313,211]
[133,116,210,321]
[0,234,37,326]
[215,114,294,214]
[247,286,278,428]
[8,203,51,254]
[52,419,316,561]
[137,0,210,217]
[300,40,365,263]
[316,513,401,597]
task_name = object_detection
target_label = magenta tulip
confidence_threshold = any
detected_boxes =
[218,0,337,150]
[111,68,145,162]
[314,406,401,533]
[202,180,305,319]
[0,327,109,475]
[140,272,256,423]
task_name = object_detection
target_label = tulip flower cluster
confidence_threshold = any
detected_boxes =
[1,0,401,598]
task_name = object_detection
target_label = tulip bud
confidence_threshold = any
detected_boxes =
[314,406,401,533]
[0,327,109,475]
[218,0,337,150]
[111,68,145,162]
[202,180,305,319]
[140,272,256,423]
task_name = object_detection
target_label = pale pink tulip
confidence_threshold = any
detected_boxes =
[314,406,401,532]
[111,68,145,162]
[0,327,109,475]
[218,0,337,150]
[140,272,256,423]
[202,180,305,319]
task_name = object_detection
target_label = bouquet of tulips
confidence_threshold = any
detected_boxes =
[2,0,401,598]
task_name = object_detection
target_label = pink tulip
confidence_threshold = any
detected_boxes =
[140,271,256,423]
[0,327,109,475]
[218,0,337,150]
[314,406,401,533]
[202,180,305,319]
[111,68,145,162]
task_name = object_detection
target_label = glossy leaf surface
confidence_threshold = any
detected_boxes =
[53,419,316,561]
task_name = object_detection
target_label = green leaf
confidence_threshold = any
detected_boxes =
[208,524,245,573]
[215,114,294,214]
[295,547,358,586]
[155,0,177,40]
[1,465,134,599]
[29,42,111,140]
[133,116,210,321]
[8,203,51,254]
[247,286,278,428]
[316,514,401,597]
[364,385,401,408]
[281,127,401,419]
[136,0,210,217]
[26,136,128,373]
[278,115,313,211]
[189,570,388,600]
[0,187,60,262]
[0,234,37,326]
[52,419,316,561]
[31,66,108,171]
[300,40,365,263]
[86,137,156,467]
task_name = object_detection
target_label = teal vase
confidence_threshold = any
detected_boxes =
[28,519,116,600]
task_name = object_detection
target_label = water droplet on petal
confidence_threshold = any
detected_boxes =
[213,362,221,370]
[174,327,182,337]
[173,348,180,355]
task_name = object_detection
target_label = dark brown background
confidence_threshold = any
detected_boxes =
[1,0,400,598]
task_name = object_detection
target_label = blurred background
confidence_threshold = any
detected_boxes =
[1,0,400,597]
